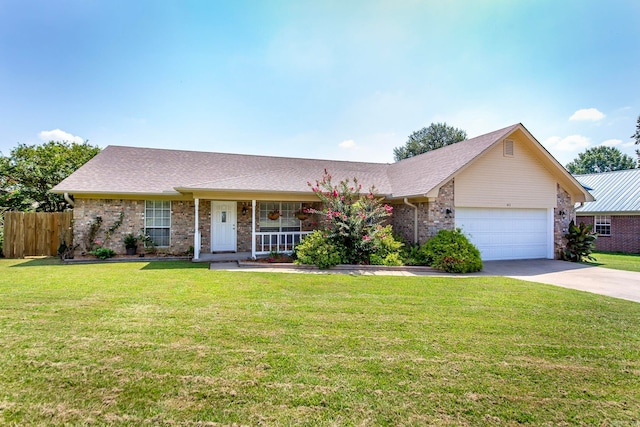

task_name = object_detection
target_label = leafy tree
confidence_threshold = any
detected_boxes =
[393,122,467,161]
[565,146,636,174]
[298,169,402,266]
[632,115,640,166]
[0,141,100,212]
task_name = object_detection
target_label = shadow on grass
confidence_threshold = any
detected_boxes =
[7,257,208,270]
[8,257,65,267]
[141,261,209,270]
[582,261,604,267]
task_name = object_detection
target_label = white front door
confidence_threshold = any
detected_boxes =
[211,201,237,252]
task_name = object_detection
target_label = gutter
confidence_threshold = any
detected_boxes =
[63,193,75,208]
[403,198,418,244]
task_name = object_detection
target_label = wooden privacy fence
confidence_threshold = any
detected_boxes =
[3,211,73,258]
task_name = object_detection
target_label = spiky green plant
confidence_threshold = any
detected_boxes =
[562,220,597,262]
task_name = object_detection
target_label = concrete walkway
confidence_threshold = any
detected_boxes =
[481,259,640,303]
[210,259,640,303]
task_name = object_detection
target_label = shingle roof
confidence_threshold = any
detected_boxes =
[575,168,640,213]
[387,124,519,197]
[52,123,586,201]
[52,146,391,195]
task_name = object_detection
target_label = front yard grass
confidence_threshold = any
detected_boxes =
[588,251,640,272]
[1,258,639,425]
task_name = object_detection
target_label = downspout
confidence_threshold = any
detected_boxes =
[403,198,418,244]
[63,193,75,208]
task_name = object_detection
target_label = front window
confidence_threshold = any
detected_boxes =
[260,202,301,232]
[145,200,171,246]
[594,215,611,236]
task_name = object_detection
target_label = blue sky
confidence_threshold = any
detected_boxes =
[1,0,638,167]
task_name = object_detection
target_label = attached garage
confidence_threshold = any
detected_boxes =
[455,208,553,261]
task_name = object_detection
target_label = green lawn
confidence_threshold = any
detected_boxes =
[588,251,640,272]
[1,259,639,426]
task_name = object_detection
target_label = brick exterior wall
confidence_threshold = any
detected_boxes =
[388,201,429,245]
[197,200,210,253]
[554,185,575,259]
[576,215,640,253]
[236,201,252,252]
[171,200,195,254]
[73,198,145,254]
[426,179,455,240]
[73,198,195,255]
[388,179,455,245]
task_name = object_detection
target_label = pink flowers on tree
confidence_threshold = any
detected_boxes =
[305,169,396,265]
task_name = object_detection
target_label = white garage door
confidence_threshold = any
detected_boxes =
[455,208,551,261]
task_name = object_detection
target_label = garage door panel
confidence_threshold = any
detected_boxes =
[455,208,549,261]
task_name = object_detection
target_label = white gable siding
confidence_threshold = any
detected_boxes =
[454,132,557,208]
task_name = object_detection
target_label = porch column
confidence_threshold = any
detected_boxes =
[251,199,256,259]
[194,198,200,260]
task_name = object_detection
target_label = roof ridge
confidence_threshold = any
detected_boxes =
[104,144,390,167]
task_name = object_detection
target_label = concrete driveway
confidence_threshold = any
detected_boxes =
[211,259,640,303]
[482,259,640,303]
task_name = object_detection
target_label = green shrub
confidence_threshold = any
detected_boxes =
[421,229,483,273]
[562,220,597,262]
[294,230,345,269]
[370,251,404,266]
[91,246,116,260]
[400,243,427,266]
[369,225,404,266]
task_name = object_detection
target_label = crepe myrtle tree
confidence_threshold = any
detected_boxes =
[301,169,397,265]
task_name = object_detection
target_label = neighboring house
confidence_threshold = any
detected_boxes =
[52,123,593,261]
[574,168,640,253]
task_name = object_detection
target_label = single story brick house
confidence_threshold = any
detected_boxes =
[52,123,593,261]
[574,168,640,253]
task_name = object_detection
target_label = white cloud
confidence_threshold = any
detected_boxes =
[543,135,591,151]
[622,140,636,148]
[569,108,605,121]
[38,129,84,143]
[339,139,357,149]
[600,139,622,147]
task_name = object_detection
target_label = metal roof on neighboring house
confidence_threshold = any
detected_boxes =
[575,168,640,213]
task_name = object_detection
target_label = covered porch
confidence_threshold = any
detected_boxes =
[190,197,318,261]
